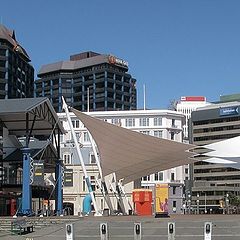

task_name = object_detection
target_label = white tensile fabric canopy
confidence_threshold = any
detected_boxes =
[204,136,240,158]
[72,108,195,184]
[196,136,240,168]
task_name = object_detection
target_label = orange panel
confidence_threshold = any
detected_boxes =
[133,190,152,216]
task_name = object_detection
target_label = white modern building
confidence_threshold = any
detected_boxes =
[176,96,209,140]
[58,109,187,215]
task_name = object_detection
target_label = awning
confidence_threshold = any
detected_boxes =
[71,108,195,184]
[0,97,65,136]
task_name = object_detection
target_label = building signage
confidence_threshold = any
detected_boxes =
[219,106,239,116]
[64,169,73,187]
[33,160,44,186]
[181,96,206,102]
[108,55,128,68]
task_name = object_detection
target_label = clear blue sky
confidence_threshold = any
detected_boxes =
[1,0,240,109]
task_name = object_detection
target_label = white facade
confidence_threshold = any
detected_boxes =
[58,109,187,215]
[176,96,210,140]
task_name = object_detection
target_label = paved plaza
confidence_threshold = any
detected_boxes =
[1,214,240,240]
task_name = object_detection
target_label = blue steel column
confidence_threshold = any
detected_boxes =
[55,160,63,215]
[55,127,63,215]
[21,147,32,215]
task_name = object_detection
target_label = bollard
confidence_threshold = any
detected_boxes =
[100,223,108,240]
[66,223,75,240]
[134,222,142,240]
[168,222,175,240]
[204,222,212,240]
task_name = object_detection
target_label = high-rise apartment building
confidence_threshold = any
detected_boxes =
[35,51,137,112]
[0,24,34,99]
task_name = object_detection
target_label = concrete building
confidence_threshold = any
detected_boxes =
[176,96,209,140]
[0,24,34,99]
[35,51,137,112]
[190,99,240,213]
[58,109,187,215]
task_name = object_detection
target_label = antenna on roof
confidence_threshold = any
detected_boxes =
[143,84,146,110]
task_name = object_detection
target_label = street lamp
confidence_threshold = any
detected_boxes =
[204,192,207,214]
[226,193,229,214]
[197,193,200,214]
[188,194,191,214]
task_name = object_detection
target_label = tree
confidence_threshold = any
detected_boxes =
[168,99,178,111]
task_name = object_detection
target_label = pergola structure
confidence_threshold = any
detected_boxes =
[71,108,195,184]
[0,97,65,216]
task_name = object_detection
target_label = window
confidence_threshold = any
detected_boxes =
[142,175,150,181]
[154,117,162,126]
[90,176,96,191]
[171,173,175,181]
[185,168,189,174]
[111,118,121,126]
[170,132,174,140]
[71,120,80,128]
[83,176,86,191]
[83,132,90,142]
[173,186,176,195]
[139,130,150,135]
[63,153,72,165]
[125,118,135,127]
[173,201,176,208]
[90,153,96,164]
[139,118,149,126]
[71,121,75,128]
[75,132,81,142]
[154,172,163,181]
[154,130,163,138]
[83,176,96,191]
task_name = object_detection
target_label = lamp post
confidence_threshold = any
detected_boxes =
[188,193,191,214]
[226,193,229,214]
[197,193,200,214]
[204,192,207,214]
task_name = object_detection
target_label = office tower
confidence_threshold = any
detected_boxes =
[36,51,137,112]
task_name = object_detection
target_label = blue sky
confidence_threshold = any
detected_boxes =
[1,0,240,109]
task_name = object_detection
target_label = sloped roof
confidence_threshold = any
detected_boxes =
[0,24,30,61]
[38,54,109,76]
[0,97,65,135]
[72,108,195,184]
